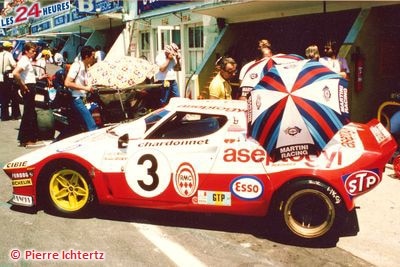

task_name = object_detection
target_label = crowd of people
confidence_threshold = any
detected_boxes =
[0,38,353,147]
[306,41,350,79]
[206,39,351,101]
[0,41,105,147]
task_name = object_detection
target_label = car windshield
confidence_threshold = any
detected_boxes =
[144,109,170,131]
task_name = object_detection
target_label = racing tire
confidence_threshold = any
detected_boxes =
[270,180,346,242]
[41,161,97,217]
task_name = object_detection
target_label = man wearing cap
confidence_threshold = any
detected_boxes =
[155,43,181,106]
[35,49,51,81]
[0,41,18,121]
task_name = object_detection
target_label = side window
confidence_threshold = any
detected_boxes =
[147,112,227,139]
[139,31,150,61]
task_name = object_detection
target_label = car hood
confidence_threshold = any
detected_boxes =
[4,119,147,168]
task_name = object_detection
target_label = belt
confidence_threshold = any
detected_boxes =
[74,96,87,102]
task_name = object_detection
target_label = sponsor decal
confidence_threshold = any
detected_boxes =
[343,169,381,196]
[174,162,198,197]
[326,186,342,204]
[250,73,258,79]
[230,176,263,200]
[139,139,209,148]
[11,171,33,179]
[247,95,253,123]
[103,152,127,161]
[241,86,252,98]
[76,0,121,14]
[138,0,190,14]
[223,148,343,169]
[12,194,33,206]
[278,144,315,160]
[322,86,332,101]
[339,128,356,148]
[56,143,82,152]
[1,1,70,29]
[284,126,302,136]
[12,178,32,187]
[370,123,391,144]
[339,85,349,114]
[197,190,231,206]
[5,161,27,169]
[177,104,246,113]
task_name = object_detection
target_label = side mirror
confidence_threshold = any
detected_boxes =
[118,133,129,149]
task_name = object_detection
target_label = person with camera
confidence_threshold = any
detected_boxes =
[155,43,181,106]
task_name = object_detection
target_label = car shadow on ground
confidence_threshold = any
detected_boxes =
[91,205,344,248]
[10,204,356,248]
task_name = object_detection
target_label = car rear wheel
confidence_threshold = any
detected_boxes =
[283,188,335,239]
[272,181,345,241]
[42,161,96,216]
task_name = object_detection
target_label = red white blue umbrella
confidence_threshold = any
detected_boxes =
[248,58,350,161]
[240,54,304,96]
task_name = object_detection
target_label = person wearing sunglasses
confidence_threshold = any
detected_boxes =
[209,57,237,100]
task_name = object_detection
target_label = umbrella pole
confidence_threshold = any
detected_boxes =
[116,87,128,120]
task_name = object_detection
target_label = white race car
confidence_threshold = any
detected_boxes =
[3,97,396,242]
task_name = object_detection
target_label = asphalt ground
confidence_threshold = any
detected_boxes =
[0,116,399,266]
[337,165,400,267]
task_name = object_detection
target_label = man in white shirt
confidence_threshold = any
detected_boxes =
[155,43,181,106]
[13,42,38,146]
[0,41,17,121]
[64,45,97,131]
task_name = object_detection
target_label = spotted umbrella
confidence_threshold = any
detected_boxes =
[87,56,159,89]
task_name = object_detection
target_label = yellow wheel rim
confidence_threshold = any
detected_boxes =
[49,169,89,212]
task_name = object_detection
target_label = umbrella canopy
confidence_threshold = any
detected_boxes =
[87,56,159,89]
[240,54,304,89]
[248,58,350,161]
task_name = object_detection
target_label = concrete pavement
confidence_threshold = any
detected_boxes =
[337,166,400,267]
[1,117,399,266]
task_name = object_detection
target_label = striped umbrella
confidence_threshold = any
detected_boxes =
[240,54,304,97]
[248,58,350,161]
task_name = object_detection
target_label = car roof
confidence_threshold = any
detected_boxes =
[166,98,248,115]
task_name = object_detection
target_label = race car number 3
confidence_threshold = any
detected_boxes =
[125,151,171,197]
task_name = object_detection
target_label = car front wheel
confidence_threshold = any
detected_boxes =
[42,162,96,216]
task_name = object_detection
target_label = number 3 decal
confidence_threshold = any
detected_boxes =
[137,154,159,191]
[125,151,171,198]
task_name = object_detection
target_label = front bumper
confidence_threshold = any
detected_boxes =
[9,194,34,207]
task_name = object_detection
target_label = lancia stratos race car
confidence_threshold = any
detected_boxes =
[3,98,397,241]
